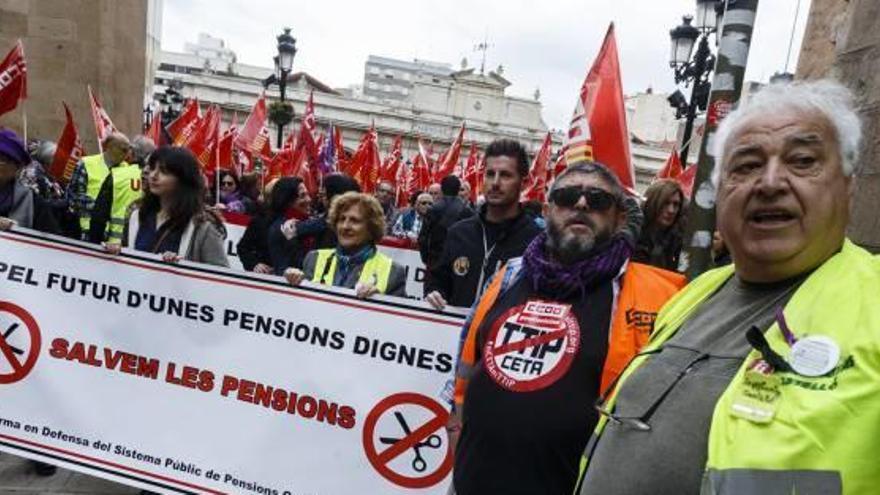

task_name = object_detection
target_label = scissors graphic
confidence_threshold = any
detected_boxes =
[2,323,24,356]
[379,411,443,472]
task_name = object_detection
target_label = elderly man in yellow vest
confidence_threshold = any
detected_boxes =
[66,133,142,244]
[576,79,880,495]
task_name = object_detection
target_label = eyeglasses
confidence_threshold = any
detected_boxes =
[594,347,708,431]
[549,186,618,211]
[222,181,236,187]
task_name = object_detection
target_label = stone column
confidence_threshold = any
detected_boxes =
[797,0,880,252]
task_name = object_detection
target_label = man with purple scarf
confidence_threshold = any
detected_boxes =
[449,162,685,495]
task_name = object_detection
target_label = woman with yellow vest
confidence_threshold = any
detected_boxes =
[284,192,407,298]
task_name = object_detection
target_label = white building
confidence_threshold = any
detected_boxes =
[154,36,556,164]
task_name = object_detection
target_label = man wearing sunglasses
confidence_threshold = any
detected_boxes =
[450,162,684,495]
[576,81,880,495]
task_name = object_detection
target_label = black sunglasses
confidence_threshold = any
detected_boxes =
[549,186,618,211]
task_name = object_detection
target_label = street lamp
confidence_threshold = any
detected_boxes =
[157,82,185,126]
[668,1,724,168]
[266,27,298,148]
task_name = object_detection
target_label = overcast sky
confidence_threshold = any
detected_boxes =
[161,0,811,131]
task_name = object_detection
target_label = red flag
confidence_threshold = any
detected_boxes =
[47,102,83,184]
[212,126,236,172]
[333,125,348,173]
[380,135,403,186]
[462,142,480,203]
[406,139,433,195]
[0,40,27,117]
[146,108,162,146]
[235,93,271,157]
[302,91,318,146]
[677,164,697,200]
[562,23,634,191]
[522,132,553,203]
[166,99,200,145]
[349,127,381,193]
[186,105,221,169]
[433,123,465,182]
[88,85,118,145]
[656,147,683,181]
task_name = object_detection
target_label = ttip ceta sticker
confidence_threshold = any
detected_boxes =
[483,300,579,392]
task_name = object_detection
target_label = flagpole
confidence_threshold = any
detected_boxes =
[21,101,27,143]
[18,40,27,143]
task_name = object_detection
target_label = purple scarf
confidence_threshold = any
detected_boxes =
[523,231,633,299]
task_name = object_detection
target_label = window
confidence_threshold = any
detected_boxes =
[385,73,394,79]
[383,84,392,92]
[369,66,380,75]
[368,82,379,90]
[402,72,411,81]
[401,88,409,96]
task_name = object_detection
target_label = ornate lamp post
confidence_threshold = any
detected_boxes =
[266,27,297,148]
[158,83,184,126]
[668,0,725,167]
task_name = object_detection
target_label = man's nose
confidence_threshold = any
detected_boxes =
[755,157,789,196]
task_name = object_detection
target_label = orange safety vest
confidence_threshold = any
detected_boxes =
[453,260,685,407]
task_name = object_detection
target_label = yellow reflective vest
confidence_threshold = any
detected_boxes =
[311,248,394,293]
[79,154,142,243]
[578,239,880,495]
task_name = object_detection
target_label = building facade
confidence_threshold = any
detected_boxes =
[0,0,162,151]
[155,39,556,169]
[362,55,452,104]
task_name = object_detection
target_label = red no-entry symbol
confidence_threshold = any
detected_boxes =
[0,301,41,384]
[362,392,453,489]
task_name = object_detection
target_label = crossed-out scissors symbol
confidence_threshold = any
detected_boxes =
[379,411,442,473]
[2,323,24,357]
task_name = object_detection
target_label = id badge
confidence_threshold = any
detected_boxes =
[730,368,782,424]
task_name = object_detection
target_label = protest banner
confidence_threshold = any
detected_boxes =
[0,228,464,494]
[222,212,427,297]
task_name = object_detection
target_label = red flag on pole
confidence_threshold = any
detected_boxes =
[47,102,83,184]
[166,99,200,145]
[0,40,27,118]
[676,163,697,199]
[146,108,162,146]
[349,127,381,193]
[656,146,683,181]
[88,85,118,145]
[235,93,271,157]
[562,23,634,191]
[462,142,480,203]
[187,105,221,170]
[212,126,237,173]
[433,123,465,182]
[380,135,403,186]
[521,132,553,202]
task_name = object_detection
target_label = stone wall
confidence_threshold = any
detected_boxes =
[797,0,879,251]
[0,0,151,151]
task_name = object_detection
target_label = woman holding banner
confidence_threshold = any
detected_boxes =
[110,147,229,267]
[284,192,407,298]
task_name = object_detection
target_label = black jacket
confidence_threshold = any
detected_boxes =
[418,196,473,268]
[236,214,272,271]
[425,206,541,308]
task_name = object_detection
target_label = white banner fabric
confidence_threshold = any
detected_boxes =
[222,214,427,297]
[0,229,464,495]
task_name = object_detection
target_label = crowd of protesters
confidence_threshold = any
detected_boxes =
[2,79,879,495]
